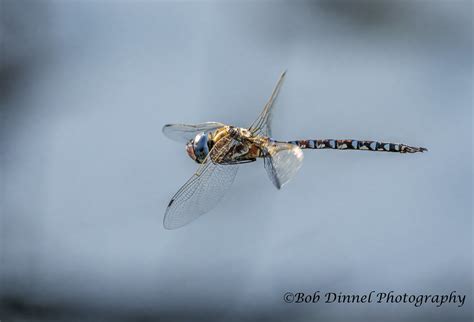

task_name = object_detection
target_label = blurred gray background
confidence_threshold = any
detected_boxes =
[0,1,472,321]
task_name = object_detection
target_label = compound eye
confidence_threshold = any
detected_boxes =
[193,133,209,162]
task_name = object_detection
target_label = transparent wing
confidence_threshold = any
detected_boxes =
[163,162,238,229]
[248,70,286,137]
[162,122,226,143]
[163,136,238,229]
[263,142,304,189]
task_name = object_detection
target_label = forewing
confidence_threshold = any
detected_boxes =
[248,71,286,137]
[263,142,304,189]
[162,122,226,143]
[163,135,238,229]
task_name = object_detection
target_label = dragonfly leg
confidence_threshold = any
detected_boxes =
[219,159,256,165]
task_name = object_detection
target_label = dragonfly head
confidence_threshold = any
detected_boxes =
[186,132,209,164]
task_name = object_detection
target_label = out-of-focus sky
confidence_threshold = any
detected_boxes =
[1,1,472,321]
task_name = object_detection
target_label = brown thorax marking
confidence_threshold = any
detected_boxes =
[208,126,265,163]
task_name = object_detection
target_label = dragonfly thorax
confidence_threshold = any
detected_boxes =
[228,126,252,139]
[186,132,210,164]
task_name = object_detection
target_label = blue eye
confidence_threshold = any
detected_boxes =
[193,133,209,162]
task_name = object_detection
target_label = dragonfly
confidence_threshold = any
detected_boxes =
[162,71,427,229]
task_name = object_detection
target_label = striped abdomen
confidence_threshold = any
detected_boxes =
[288,139,427,153]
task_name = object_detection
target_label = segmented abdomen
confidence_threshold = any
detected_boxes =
[287,139,427,153]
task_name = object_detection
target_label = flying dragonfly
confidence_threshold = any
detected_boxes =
[162,71,426,229]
